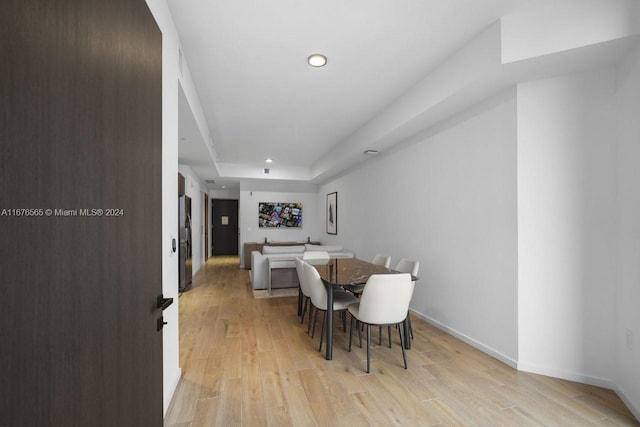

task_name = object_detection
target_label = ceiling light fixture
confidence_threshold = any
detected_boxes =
[364,149,379,155]
[308,54,327,67]
[265,158,273,163]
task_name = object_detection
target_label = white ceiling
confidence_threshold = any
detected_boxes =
[169,0,623,189]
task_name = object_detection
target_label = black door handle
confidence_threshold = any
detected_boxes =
[156,294,174,311]
[157,316,168,331]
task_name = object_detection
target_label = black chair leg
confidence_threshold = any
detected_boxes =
[319,312,326,351]
[311,308,319,338]
[358,320,362,348]
[387,326,392,348]
[309,306,315,333]
[348,317,354,352]
[398,322,407,369]
[379,326,382,345]
[301,297,308,324]
[408,312,413,339]
[366,324,371,373]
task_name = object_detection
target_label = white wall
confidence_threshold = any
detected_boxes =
[320,91,519,365]
[178,165,207,275]
[239,181,321,268]
[614,43,640,418]
[501,0,640,64]
[517,69,617,385]
[210,188,240,200]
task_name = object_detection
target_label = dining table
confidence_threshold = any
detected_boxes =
[312,257,418,360]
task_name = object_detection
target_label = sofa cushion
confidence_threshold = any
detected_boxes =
[305,244,343,253]
[262,245,305,254]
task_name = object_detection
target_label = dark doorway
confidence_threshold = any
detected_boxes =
[0,1,164,425]
[211,199,239,255]
[204,193,210,260]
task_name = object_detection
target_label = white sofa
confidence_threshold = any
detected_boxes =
[250,244,355,290]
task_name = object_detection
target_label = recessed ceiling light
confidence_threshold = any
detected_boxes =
[308,54,327,67]
[265,158,273,163]
[364,149,379,155]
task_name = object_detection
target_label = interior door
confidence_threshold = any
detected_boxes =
[211,199,239,255]
[0,1,163,426]
[204,193,210,260]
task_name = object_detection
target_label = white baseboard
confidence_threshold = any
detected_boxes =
[516,361,613,389]
[164,368,183,416]
[410,309,517,369]
[613,384,640,422]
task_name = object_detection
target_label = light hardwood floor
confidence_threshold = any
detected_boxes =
[165,256,639,426]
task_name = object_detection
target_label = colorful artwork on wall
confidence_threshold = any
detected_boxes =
[258,202,303,228]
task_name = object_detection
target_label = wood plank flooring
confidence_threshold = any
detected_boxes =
[165,256,639,426]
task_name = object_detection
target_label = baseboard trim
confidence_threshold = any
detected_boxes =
[614,384,640,422]
[164,368,183,416]
[410,309,517,369]
[516,361,613,389]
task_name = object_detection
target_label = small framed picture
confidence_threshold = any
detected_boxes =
[326,192,337,235]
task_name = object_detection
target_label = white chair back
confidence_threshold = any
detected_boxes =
[295,258,310,297]
[371,254,391,269]
[357,273,414,325]
[303,261,328,310]
[394,258,419,276]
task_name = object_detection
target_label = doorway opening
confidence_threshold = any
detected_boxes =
[211,199,239,256]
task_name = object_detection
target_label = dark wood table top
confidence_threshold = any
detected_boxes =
[313,257,411,286]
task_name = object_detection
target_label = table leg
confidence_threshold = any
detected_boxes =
[325,283,334,360]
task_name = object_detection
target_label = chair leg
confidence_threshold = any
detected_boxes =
[319,311,326,352]
[307,305,314,333]
[387,326,392,348]
[348,316,354,352]
[300,297,308,324]
[366,324,371,374]
[358,320,362,348]
[311,308,319,338]
[379,326,382,346]
[408,313,414,339]
[342,311,347,332]
[398,322,407,369]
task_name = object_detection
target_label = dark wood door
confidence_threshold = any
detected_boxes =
[204,193,210,260]
[211,199,239,255]
[0,1,163,426]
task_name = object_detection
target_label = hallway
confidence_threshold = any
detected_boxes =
[164,257,638,426]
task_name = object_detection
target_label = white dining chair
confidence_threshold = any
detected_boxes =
[394,258,419,276]
[301,250,331,331]
[344,253,392,298]
[347,273,414,373]
[303,260,359,352]
[295,258,312,328]
[371,253,391,268]
[393,258,420,339]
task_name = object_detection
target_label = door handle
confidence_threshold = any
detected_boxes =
[157,316,168,331]
[157,294,174,311]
